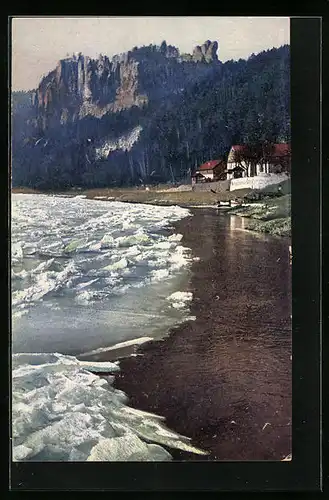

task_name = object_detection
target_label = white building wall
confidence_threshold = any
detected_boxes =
[196,170,214,180]
[230,172,289,191]
[228,161,273,179]
[227,161,249,179]
[256,163,270,175]
[226,168,234,181]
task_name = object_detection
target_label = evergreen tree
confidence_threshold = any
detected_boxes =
[11,45,290,189]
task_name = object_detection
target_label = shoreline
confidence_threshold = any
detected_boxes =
[228,194,291,238]
[11,185,251,205]
[109,209,292,461]
[12,187,291,238]
[12,195,292,461]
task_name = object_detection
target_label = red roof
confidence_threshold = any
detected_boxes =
[231,144,290,158]
[198,160,222,171]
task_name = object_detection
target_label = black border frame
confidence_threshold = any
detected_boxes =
[6,15,322,492]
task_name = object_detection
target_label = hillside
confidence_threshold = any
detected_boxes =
[11,41,290,190]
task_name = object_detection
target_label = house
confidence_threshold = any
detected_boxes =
[226,144,291,180]
[191,159,227,184]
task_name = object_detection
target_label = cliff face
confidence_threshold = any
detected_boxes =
[33,40,220,131]
[33,54,148,129]
[12,42,290,189]
[192,40,219,63]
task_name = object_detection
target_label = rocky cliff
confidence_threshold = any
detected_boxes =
[33,53,148,129]
[192,40,218,63]
[11,42,290,189]
[32,40,220,131]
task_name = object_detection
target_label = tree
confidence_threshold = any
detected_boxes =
[232,144,275,177]
[11,45,290,189]
[270,144,291,174]
[160,40,167,54]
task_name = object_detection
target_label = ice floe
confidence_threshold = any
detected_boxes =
[166,291,193,309]
[11,194,201,462]
[12,194,192,314]
[12,352,207,461]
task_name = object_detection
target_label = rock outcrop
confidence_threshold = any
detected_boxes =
[11,43,290,190]
[192,40,218,63]
[33,53,149,129]
[32,41,220,131]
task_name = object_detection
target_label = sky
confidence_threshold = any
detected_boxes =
[11,17,290,91]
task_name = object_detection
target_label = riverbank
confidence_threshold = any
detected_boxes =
[11,185,252,207]
[229,194,291,237]
[89,209,292,461]
[11,186,291,238]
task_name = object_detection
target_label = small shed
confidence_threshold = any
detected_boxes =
[191,172,207,185]
[224,165,244,179]
[192,159,227,184]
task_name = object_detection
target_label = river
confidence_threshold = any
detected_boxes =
[11,193,205,461]
[113,209,292,460]
[11,195,291,461]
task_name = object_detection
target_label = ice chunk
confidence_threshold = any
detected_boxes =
[12,444,34,461]
[12,309,29,319]
[102,258,128,272]
[31,258,55,274]
[116,232,150,247]
[166,291,193,310]
[168,233,183,242]
[87,434,172,461]
[12,261,77,308]
[78,360,120,373]
[154,241,171,250]
[149,269,170,281]
[12,352,208,461]
[12,242,23,260]
[12,272,57,306]
[64,238,88,253]
[81,337,153,357]
[100,234,116,248]
[76,278,99,290]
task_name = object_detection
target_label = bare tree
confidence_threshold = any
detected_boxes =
[232,143,276,177]
[232,147,253,176]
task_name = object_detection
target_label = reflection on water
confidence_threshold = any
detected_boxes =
[229,212,247,231]
[115,210,292,461]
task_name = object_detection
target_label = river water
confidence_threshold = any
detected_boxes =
[11,193,206,462]
[11,195,291,462]
[114,210,292,461]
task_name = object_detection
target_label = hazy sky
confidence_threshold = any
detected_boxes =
[11,17,290,91]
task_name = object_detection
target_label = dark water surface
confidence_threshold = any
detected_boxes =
[114,210,292,461]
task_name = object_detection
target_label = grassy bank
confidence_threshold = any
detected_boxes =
[12,187,44,194]
[12,185,253,207]
[229,194,291,237]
